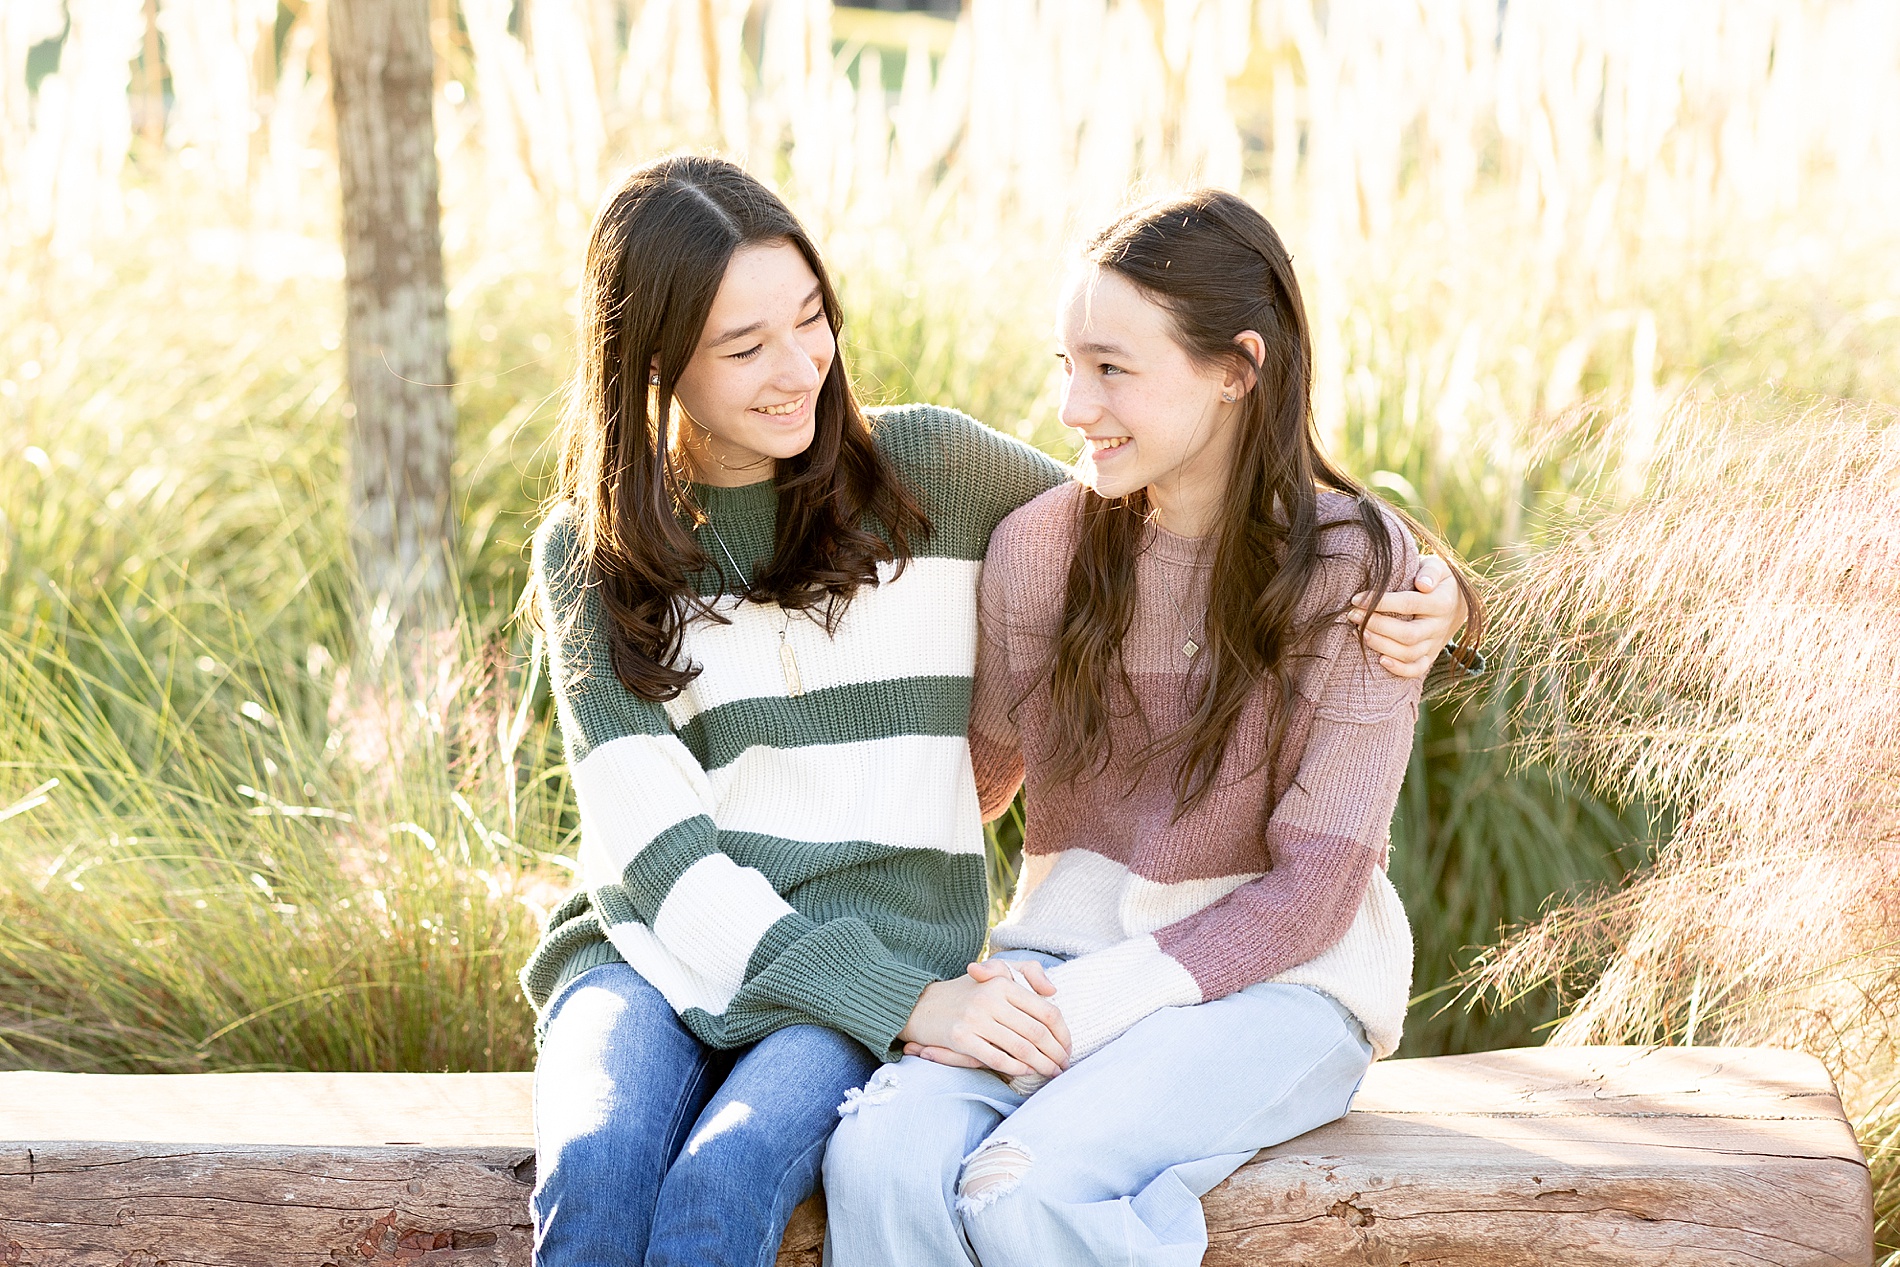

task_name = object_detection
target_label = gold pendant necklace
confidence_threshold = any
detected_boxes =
[702,517,805,698]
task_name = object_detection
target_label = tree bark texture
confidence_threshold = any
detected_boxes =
[0,1048,1872,1267]
[327,0,456,628]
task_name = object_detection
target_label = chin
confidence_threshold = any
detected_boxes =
[757,422,817,462]
[1080,465,1143,501]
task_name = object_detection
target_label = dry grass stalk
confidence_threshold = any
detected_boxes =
[1476,397,1900,1105]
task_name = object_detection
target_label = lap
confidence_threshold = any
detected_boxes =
[988,983,1373,1198]
[536,962,877,1161]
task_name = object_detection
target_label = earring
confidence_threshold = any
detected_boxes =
[650,372,661,386]
[1222,391,1236,402]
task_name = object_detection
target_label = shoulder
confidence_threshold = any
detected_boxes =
[535,505,577,573]
[869,402,1070,559]
[987,481,1084,573]
[871,402,1065,481]
[979,484,1079,640]
[1301,490,1419,621]
[531,502,594,613]
[867,401,986,465]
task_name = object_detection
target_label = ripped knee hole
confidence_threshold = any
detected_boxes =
[836,1065,901,1117]
[955,1139,1033,1215]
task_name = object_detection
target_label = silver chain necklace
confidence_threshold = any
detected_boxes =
[700,517,806,698]
[1162,563,1202,659]
[1144,514,1204,659]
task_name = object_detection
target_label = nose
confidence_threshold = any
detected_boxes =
[1057,367,1098,433]
[779,334,827,393]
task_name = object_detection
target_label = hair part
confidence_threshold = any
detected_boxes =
[1043,188,1485,816]
[530,154,928,700]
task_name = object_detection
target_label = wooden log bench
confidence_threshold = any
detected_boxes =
[0,1046,1871,1266]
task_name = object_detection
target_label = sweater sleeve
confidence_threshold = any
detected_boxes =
[970,528,1027,821]
[535,510,939,1058]
[870,404,1069,560]
[1038,516,1426,1068]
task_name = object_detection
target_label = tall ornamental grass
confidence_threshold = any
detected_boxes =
[1469,398,1900,1258]
[3,0,1898,1074]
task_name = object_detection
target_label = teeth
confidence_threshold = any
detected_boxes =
[1093,437,1129,450]
[755,398,804,416]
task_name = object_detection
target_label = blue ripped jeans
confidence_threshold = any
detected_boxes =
[531,961,879,1267]
[822,951,1373,1267]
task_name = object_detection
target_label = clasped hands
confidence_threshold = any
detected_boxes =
[898,959,1071,1081]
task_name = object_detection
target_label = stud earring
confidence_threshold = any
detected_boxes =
[650,372,661,386]
[1222,391,1236,402]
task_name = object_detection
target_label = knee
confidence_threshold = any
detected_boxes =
[824,1067,958,1205]
[535,1094,661,1201]
[955,1138,1069,1267]
[954,1135,1037,1217]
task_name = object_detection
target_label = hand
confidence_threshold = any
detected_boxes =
[898,960,1069,1079]
[1346,554,1467,679]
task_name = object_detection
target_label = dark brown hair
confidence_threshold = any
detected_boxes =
[1045,189,1484,814]
[536,155,928,700]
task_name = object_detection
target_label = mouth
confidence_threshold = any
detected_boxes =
[751,395,811,419]
[1088,435,1131,456]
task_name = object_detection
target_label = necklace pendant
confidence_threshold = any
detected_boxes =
[1182,638,1200,658]
[779,638,806,697]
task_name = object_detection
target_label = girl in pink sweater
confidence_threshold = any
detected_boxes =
[823,189,1481,1267]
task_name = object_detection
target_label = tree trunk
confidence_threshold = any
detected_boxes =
[327,0,455,633]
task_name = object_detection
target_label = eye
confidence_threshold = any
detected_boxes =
[798,309,827,329]
[727,345,763,361]
[1099,363,1125,376]
[1054,351,1071,372]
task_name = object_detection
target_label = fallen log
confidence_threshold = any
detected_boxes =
[0,1046,1870,1266]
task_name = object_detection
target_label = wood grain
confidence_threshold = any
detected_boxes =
[0,1046,1870,1266]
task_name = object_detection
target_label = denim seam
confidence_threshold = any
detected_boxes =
[1202,1025,1369,1161]
[749,1129,834,1267]
[661,1053,721,1169]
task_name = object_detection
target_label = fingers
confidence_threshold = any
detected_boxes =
[1021,985,1072,1053]
[1358,618,1442,658]
[1351,563,1459,620]
[904,1042,986,1068]
[1414,554,1452,590]
[970,962,1070,1050]
[977,980,1070,1074]
[946,1027,1041,1079]
[1012,960,1060,997]
[975,1009,1065,1078]
[998,983,1072,1062]
[1378,651,1435,679]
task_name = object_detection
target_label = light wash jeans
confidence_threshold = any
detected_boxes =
[532,961,879,1267]
[822,951,1373,1267]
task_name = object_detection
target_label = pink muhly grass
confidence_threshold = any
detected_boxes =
[1471,397,1900,1113]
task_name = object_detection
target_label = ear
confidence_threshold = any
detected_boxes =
[1226,330,1266,399]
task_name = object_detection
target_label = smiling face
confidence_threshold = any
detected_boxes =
[670,240,836,486]
[1055,265,1254,537]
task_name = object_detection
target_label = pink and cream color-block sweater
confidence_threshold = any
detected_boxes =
[973,483,1424,1063]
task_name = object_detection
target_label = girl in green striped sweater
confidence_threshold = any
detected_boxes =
[520,156,1466,1267]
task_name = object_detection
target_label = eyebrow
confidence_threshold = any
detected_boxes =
[706,285,824,347]
[1070,340,1131,358]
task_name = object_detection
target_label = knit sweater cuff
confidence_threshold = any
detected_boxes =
[1046,936,1203,1063]
[744,917,940,1062]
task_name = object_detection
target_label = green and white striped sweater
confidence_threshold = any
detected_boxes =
[519,405,1068,1060]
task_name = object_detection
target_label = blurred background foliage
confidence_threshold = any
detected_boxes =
[2,0,1897,1118]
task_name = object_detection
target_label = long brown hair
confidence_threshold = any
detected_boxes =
[1044,189,1484,814]
[536,155,928,701]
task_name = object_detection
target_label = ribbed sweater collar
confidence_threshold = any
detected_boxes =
[1144,520,1215,568]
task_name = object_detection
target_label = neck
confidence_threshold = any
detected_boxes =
[1144,474,1223,538]
[674,418,774,488]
